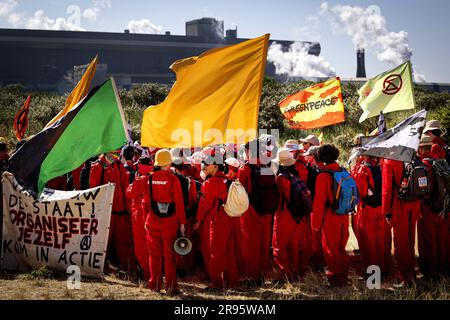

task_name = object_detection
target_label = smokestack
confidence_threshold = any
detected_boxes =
[356,49,366,78]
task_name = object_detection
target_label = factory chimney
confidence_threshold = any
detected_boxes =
[356,49,366,78]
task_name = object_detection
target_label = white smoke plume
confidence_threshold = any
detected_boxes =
[268,42,336,78]
[319,2,426,82]
[126,19,163,34]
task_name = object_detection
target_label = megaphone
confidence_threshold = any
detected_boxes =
[173,236,192,256]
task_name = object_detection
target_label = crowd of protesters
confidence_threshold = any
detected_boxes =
[0,119,449,296]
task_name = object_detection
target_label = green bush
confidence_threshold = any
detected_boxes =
[0,79,449,157]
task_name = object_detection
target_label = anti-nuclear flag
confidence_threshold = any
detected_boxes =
[279,77,345,130]
[359,109,427,163]
[45,55,98,129]
[141,34,269,148]
[7,79,128,197]
[358,61,415,123]
[13,95,31,141]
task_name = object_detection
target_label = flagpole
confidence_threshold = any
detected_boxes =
[110,77,131,144]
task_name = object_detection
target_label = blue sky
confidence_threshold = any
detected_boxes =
[1,0,449,82]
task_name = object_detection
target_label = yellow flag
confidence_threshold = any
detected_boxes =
[45,55,98,128]
[279,77,345,129]
[141,34,270,148]
[358,61,415,123]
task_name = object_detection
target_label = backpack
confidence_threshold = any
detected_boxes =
[443,144,450,165]
[279,172,312,223]
[430,159,450,215]
[175,173,198,218]
[223,180,249,218]
[397,159,429,202]
[148,175,175,218]
[363,164,382,208]
[325,167,359,215]
[306,164,321,200]
[124,163,136,184]
[249,164,279,215]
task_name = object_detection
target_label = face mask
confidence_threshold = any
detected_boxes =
[200,170,207,181]
[266,145,274,152]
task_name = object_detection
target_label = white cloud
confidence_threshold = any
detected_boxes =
[83,7,100,21]
[126,19,163,34]
[268,42,335,78]
[0,0,17,17]
[26,9,84,31]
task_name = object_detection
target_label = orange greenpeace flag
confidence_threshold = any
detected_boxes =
[13,95,31,141]
[45,55,98,128]
[279,77,345,130]
[141,34,270,148]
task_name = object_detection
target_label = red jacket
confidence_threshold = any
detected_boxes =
[237,164,253,194]
[294,159,308,182]
[126,174,149,215]
[142,170,187,225]
[89,155,129,213]
[312,162,341,230]
[431,137,447,159]
[196,172,228,223]
[381,159,404,216]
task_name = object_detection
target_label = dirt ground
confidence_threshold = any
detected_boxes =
[0,224,448,300]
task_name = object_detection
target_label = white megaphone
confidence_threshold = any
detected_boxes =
[173,236,193,256]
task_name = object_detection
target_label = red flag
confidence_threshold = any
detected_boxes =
[13,95,31,141]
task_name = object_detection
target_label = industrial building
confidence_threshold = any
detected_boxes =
[0,17,320,92]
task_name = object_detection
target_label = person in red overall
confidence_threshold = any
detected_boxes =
[126,169,151,281]
[353,156,388,275]
[195,155,240,290]
[272,148,311,282]
[143,149,186,296]
[419,133,448,279]
[381,157,421,285]
[90,151,136,273]
[312,144,350,287]
[284,140,309,182]
[423,120,449,275]
[237,140,275,284]
[171,160,199,277]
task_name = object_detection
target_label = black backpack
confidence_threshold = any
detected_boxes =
[429,158,450,216]
[124,163,136,184]
[363,164,382,208]
[306,164,321,200]
[174,173,198,218]
[148,175,175,218]
[397,159,430,202]
[279,172,312,223]
[249,164,279,215]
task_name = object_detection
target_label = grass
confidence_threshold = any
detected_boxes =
[0,225,448,300]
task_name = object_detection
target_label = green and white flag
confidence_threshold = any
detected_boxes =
[358,61,415,123]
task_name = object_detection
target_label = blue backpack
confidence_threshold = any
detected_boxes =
[325,167,359,215]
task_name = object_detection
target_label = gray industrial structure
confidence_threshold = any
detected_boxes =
[0,17,320,91]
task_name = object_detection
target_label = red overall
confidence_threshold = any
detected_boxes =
[196,180,213,274]
[418,149,448,277]
[126,175,151,280]
[312,162,350,286]
[381,159,420,283]
[174,175,198,275]
[90,156,136,272]
[142,170,186,294]
[353,160,388,272]
[310,162,326,270]
[273,173,311,280]
[204,172,240,289]
[238,164,273,280]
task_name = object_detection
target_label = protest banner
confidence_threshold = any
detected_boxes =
[1,172,114,278]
